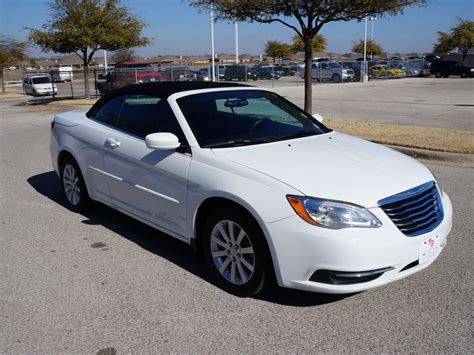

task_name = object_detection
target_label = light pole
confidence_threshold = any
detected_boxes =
[363,15,368,81]
[210,5,216,82]
[234,21,239,64]
[370,16,377,60]
[103,49,108,71]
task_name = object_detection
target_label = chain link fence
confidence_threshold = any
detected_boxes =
[3,58,433,103]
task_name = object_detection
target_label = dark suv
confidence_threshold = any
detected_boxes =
[429,60,473,78]
[224,65,256,81]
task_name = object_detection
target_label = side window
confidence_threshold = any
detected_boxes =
[93,95,126,126]
[321,63,330,70]
[117,94,187,143]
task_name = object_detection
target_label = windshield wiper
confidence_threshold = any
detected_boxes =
[273,130,317,142]
[203,138,273,148]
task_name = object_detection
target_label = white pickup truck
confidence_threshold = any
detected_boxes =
[299,61,355,82]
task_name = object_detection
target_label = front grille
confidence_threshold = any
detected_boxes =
[379,181,443,237]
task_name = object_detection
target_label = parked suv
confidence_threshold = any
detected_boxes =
[22,75,58,96]
[224,65,255,81]
[429,60,474,78]
[254,66,280,80]
[300,61,354,82]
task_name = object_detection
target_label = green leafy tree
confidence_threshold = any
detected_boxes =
[111,48,137,63]
[434,18,474,62]
[29,0,150,98]
[351,39,384,57]
[264,40,291,62]
[191,0,426,113]
[29,58,38,69]
[291,34,326,53]
[0,35,27,93]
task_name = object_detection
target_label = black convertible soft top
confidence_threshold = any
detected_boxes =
[86,81,249,118]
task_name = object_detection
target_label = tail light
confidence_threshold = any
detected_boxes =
[51,120,56,130]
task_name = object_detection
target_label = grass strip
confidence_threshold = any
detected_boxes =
[325,119,474,154]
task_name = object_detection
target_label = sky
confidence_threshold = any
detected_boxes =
[1,0,473,57]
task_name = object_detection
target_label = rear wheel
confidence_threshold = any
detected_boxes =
[435,72,442,78]
[461,72,467,78]
[202,208,271,297]
[60,156,90,212]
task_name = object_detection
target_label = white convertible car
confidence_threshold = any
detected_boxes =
[50,82,452,296]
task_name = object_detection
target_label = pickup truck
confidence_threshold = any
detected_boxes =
[96,61,162,94]
[299,61,355,82]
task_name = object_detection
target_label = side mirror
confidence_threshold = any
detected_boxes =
[312,113,324,123]
[145,132,180,150]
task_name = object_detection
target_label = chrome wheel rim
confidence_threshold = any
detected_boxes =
[210,220,255,285]
[63,164,81,206]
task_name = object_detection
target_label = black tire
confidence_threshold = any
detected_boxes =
[59,156,91,212]
[332,74,341,83]
[435,72,442,78]
[202,207,272,297]
[461,72,467,78]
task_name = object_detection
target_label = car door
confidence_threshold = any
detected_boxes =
[320,63,331,80]
[83,95,128,202]
[102,94,191,239]
[23,77,32,94]
[311,63,319,79]
[453,62,464,75]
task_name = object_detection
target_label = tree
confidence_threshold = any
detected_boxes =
[0,35,27,93]
[29,0,149,98]
[111,48,137,63]
[433,18,474,62]
[351,39,384,57]
[29,58,38,69]
[291,34,326,54]
[191,0,426,113]
[264,40,291,62]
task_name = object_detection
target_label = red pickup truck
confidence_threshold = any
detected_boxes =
[113,61,162,87]
[96,61,162,94]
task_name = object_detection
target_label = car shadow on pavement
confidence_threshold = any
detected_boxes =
[27,171,353,307]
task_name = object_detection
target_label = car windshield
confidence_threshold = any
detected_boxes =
[328,62,342,69]
[32,77,51,84]
[131,64,151,68]
[177,90,330,148]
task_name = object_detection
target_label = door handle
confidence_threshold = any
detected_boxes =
[106,138,121,148]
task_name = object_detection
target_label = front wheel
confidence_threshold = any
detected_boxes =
[435,72,442,78]
[202,208,272,297]
[332,74,341,83]
[461,72,467,78]
[60,156,91,212]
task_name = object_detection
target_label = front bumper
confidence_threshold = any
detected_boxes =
[342,73,354,81]
[262,192,453,294]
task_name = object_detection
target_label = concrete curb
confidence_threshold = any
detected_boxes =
[388,145,474,167]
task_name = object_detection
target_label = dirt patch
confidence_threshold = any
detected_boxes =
[0,93,25,100]
[325,119,474,154]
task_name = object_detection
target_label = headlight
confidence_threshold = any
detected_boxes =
[287,195,382,229]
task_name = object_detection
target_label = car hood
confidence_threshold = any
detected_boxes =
[33,83,55,89]
[212,131,433,208]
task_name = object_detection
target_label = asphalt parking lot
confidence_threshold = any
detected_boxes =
[0,90,473,352]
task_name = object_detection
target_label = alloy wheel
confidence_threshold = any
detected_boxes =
[62,164,81,206]
[210,220,255,285]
